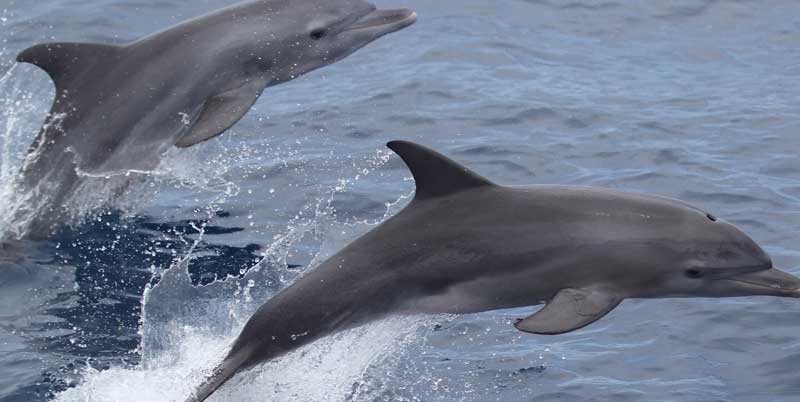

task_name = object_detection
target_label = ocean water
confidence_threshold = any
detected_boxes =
[0,0,799,401]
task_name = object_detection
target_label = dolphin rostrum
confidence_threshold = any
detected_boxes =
[186,140,800,401]
[12,0,416,238]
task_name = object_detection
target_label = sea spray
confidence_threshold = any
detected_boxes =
[51,145,424,402]
[0,62,53,238]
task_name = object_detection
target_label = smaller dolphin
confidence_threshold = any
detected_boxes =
[13,0,416,238]
[185,141,800,401]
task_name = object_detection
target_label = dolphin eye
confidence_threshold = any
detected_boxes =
[685,268,704,279]
[309,28,326,40]
[706,213,717,222]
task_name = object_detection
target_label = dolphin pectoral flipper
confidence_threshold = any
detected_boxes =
[175,78,269,148]
[17,42,122,92]
[514,288,622,335]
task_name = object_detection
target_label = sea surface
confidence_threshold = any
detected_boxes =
[0,0,799,401]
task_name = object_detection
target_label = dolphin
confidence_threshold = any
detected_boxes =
[185,140,800,402]
[12,0,416,238]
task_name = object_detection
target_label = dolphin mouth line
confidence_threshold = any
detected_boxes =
[724,277,800,293]
[720,265,800,297]
[705,263,772,279]
[345,8,417,33]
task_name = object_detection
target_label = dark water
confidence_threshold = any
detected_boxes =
[0,0,799,401]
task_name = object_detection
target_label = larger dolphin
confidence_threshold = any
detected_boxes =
[186,140,800,402]
[12,0,416,238]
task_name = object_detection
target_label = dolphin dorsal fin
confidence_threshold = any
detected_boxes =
[17,42,122,92]
[387,140,495,200]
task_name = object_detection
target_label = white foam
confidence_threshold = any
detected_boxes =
[0,63,53,238]
[49,146,419,402]
[54,254,428,402]
[0,54,420,397]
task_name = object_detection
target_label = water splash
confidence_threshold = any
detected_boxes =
[52,316,428,402]
[0,84,241,240]
[0,63,53,238]
[46,142,423,402]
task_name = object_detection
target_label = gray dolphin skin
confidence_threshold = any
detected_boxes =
[186,140,800,402]
[13,0,416,238]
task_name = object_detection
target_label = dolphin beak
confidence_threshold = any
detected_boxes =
[723,267,800,298]
[345,8,417,36]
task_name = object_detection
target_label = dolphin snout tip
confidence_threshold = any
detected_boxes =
[406,10,418,24]
[786,286,800,298]
[389,8,417,28]
[783,273,800,297]
[787,278,800,298]
[348,7,416,33]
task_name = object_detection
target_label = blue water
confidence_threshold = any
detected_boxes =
[1,0,799,401]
